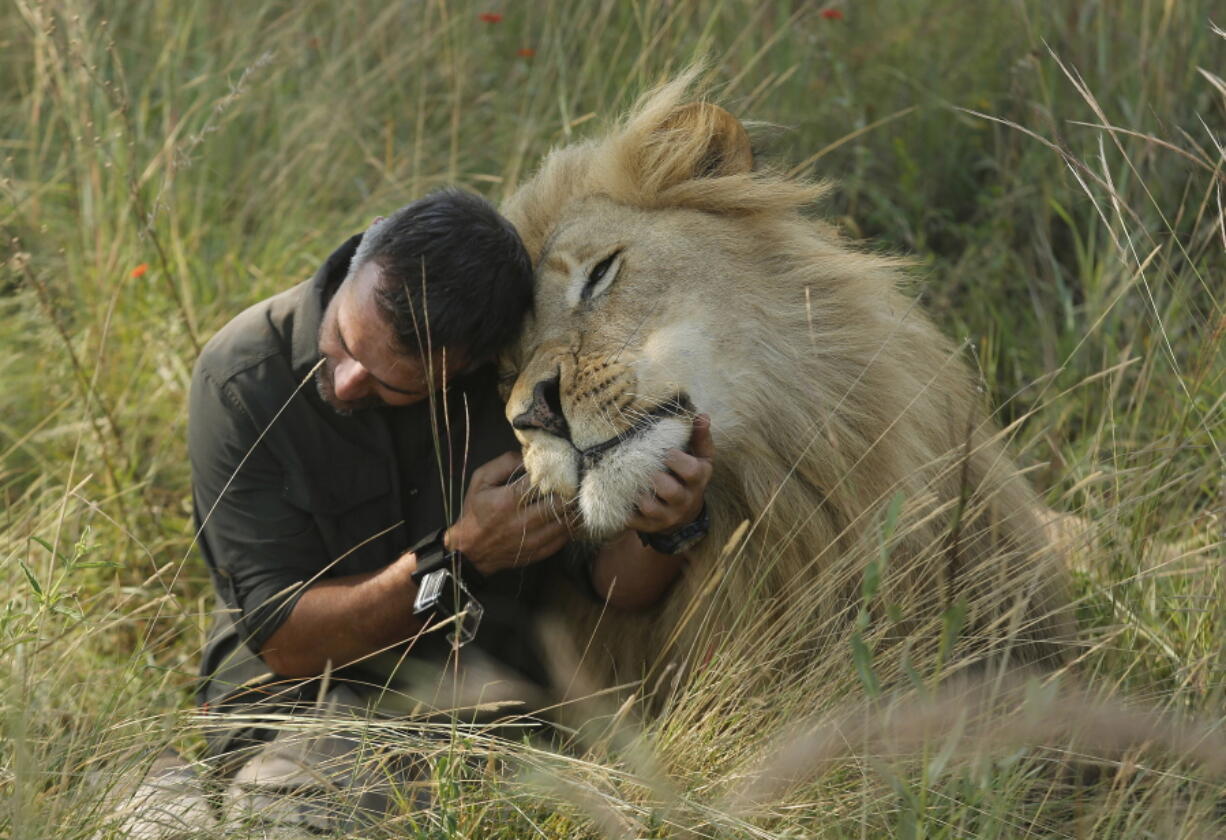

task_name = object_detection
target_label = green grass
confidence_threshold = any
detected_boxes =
[2,0,1223,837]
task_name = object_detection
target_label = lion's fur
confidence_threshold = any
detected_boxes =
[502,71,1073,695]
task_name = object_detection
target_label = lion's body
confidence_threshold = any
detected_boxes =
[502,75,1072,694]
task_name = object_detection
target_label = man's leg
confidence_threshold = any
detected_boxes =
[220,683,431,834]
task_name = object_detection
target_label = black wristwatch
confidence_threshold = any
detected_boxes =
[637,501,710,556]
[409,527,485,646]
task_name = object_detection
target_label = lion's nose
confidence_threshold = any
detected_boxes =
[511,372,570,439]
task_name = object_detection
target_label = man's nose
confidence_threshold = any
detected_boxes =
[332,357,370,401]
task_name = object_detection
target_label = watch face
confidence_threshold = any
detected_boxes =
[411,567,484,647]
[413,567,454,615]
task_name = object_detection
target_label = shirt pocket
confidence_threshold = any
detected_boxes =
[280,459,400,573]
[280,462,388,514]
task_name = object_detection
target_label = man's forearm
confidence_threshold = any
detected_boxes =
[258,552,423,677]
[590,531,686,611]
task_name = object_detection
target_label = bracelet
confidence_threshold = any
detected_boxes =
[637,500,710,556]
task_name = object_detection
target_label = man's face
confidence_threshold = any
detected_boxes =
[316,260,467,414]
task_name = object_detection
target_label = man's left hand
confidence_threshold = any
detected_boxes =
[625,414,715,535]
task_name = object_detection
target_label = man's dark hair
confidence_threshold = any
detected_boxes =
[349,188,533,364]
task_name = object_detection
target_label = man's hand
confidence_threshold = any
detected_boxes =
[625,414,715,536]
[445,451,570,576]
[590,415,717,611]
[260,452,566,677]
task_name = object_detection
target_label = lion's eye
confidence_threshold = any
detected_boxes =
[582,251,622,301]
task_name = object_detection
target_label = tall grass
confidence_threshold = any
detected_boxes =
[1,0,1222,837]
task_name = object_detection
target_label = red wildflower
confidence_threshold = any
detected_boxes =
[820,7,843,19]
[517,47,535,58]
[130,263,148,278]
[478,12,503,23]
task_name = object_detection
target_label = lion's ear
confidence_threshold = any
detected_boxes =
[655,102,754,182]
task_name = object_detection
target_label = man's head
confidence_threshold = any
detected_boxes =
[316,188,534,414]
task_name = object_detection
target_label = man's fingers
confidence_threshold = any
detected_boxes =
[626,508,668,533]
[660,415,714,484]
[624,511,653,532]
[519,494,566,522]
[535,528,571,561]
[662,450,706,485]
[502,515,568,563]
[633,493,667,523]
[515,498,574,546]
[522,519,570,560]
[506,474,539,504]
[650,472,688,506]
[476,451,524,487]
[689,414,715,461]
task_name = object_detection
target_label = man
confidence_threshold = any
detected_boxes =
[181,188,714,833]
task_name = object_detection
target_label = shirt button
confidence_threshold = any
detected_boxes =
[408,487,418,496]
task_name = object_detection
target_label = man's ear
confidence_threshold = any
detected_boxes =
[657,102,754,180]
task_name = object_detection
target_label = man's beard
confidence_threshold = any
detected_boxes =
[315,356,382,415]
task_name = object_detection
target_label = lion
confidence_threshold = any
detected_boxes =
[499,74,1074,697]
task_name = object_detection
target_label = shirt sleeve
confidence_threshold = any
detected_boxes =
[188,364,332,656]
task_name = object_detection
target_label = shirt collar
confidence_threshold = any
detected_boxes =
[290,232,363,379]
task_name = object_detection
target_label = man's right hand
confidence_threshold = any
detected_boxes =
[444,451,569,576]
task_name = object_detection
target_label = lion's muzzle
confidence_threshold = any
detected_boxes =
[578,393,696,470]
[510,371,570,439]
[508,359,697,538]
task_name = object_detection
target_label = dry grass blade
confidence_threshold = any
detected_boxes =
[721,674,1226,817]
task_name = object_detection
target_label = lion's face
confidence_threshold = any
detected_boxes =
[505,195,745,538]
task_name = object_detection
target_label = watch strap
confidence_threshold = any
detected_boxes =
[638,500,710,556]
[409,527,485,590]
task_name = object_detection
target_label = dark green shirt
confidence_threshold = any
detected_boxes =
[190,235,550,709]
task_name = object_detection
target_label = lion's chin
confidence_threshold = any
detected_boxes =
[521,416,692,541]
[580,416,693,539]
